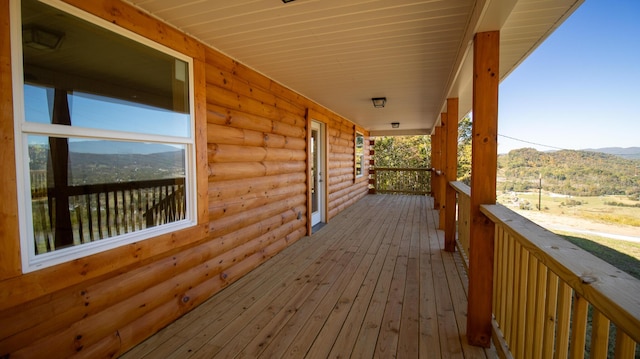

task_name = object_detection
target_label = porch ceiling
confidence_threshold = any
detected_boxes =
[125,0,583,135]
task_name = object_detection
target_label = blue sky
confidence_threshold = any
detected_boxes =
[498,0,640,154]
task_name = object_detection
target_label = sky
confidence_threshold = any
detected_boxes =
[497,0,640,154]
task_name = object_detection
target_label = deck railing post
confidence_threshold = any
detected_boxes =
[438,115,447,230]
[467,30,499,348]
[444,98,459,252]
[430,126,442,210]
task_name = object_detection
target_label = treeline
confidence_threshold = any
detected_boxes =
[498,148,640,199]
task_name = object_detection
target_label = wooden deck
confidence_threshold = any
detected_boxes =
[122,195,496,358]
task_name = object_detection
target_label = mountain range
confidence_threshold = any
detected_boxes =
[582,147,640,160]
[498,148,639,198]
[69,141,180,155]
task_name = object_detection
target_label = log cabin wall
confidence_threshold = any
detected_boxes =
[327,121,370,220]
[0,0,369,357]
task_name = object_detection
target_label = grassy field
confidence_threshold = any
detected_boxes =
[497,191,640,227]
[554,231,640,279]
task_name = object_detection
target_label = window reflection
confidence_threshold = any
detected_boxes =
[29,136,187,252]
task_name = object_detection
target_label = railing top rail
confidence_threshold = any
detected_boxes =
[450,181,471,197]
[43,177,185,197]
[481,203,640,343]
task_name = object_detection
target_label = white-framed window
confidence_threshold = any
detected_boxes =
[11,0,197,272]
[355,132,365,178]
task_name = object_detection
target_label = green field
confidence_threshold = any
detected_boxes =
[497,191,640,227]
[554,231,640,279]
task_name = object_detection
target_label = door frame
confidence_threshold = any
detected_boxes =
[306,109,328,235]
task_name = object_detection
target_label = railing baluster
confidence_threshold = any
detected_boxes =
[85,194,94,242]
[137,188,142,231]
[569,294,589,359]
[543,271,559,358]
[493,225,503,325]
[106,191,112,238]
[614,330,637,359]
[555,282,572,359]
[121,190,127,234]
[503,229,514,345]
[525,254,538,357]
[590,308,610,358]
[533,259,547,359]
[75,204,84,244]
[114,190,120,235]
[97,192,104,239]
[129,189,135,232]
[515,246,529,359]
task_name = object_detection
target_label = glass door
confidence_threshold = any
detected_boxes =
[311,121,324,226]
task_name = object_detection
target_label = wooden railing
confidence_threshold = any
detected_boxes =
[450,181,471,266]
[32,177,186,254]
[370,167,430,195]
[451,181,640,358]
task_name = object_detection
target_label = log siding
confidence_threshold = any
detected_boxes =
[327,121,370,220]
[0,1,370,357]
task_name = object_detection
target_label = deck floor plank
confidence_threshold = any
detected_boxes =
[122,195,496,358]
[282,195,399,358]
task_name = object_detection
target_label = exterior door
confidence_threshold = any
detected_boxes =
[311,121,325,226]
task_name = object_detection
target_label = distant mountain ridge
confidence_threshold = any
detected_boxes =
[498,148,640,198]
[582,147,640,160]
[69,140,180,155]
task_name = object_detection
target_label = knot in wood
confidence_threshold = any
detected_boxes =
[580,275,597,284]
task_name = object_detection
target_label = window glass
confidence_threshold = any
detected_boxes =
[29,135,186,253]
[17,0,194,268]
[355,132,364,177]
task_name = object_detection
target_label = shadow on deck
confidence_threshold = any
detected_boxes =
[123,195,496,358]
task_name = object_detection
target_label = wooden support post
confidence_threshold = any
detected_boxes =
[50,89,74,249]
[369,139,376,194]
[430,126,441,210]
[444,98,459,252]
[0,0,22,278]
[438,113,447,230]
[467,31,499,348]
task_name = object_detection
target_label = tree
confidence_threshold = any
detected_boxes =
[373,135,431,168]
[457,115,472,185]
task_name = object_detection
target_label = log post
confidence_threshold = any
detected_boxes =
[444,98,459,252]
[438,113,447,230]
[467,31,499,348]
[430,126,441,210]
[0,0,21,277]
[49,89,74,249]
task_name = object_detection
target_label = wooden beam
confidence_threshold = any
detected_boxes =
[467,30,499,348]
[438,113,447,230]
[444,98,459,252]
[430,126,441,210]
[0,0,22,279]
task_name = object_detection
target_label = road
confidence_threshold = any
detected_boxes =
[510,208,640,243]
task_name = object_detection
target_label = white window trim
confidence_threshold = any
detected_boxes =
[11,0,198,273]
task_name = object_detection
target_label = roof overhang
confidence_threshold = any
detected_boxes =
[122,0,584,135]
